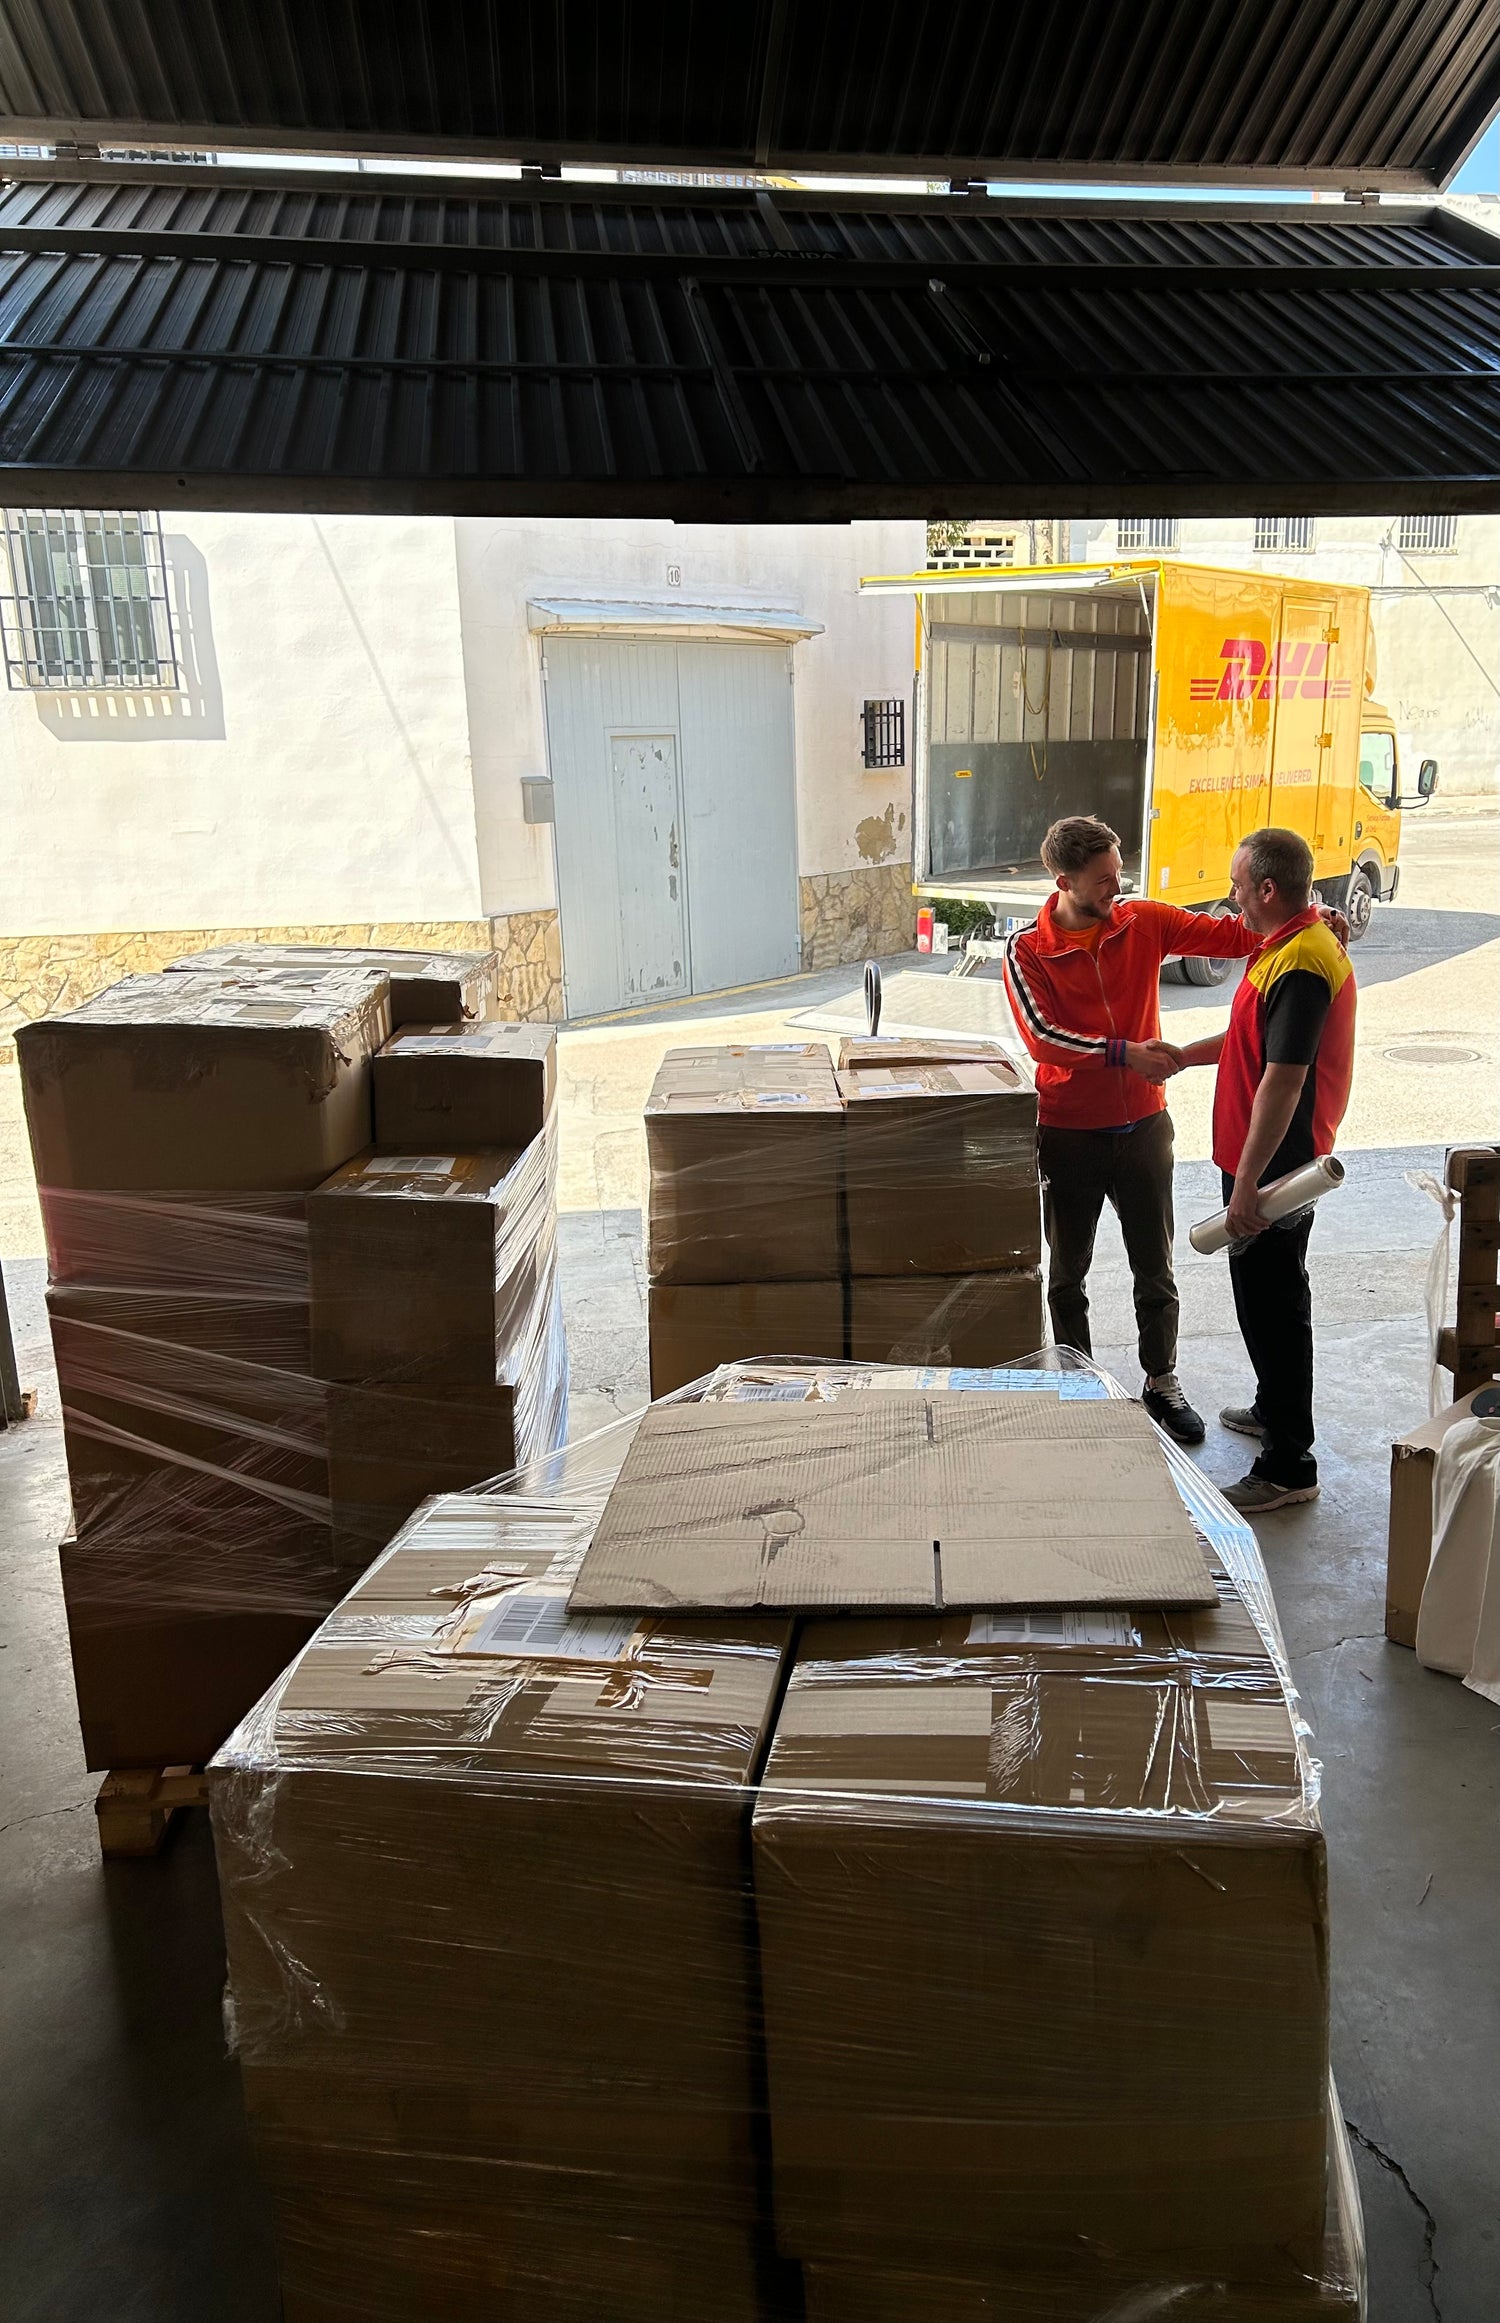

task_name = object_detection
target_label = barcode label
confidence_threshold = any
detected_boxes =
[967,1609,1140,1647]
[364,1154,457,1175]
[465,1591,639,1661]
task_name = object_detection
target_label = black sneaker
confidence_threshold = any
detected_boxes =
[1142,1373,1206,1446]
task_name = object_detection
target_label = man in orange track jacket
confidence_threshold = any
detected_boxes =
[1002,813,1262,1444]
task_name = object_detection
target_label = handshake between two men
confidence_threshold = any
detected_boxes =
[1001,814,1355,1513]
[1123,1038,1188,1085]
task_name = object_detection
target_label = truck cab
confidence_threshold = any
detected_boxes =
[1351,703,1438,933]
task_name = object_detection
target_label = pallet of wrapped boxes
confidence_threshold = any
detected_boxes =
[208,1359,1365,2323]
[644,1039,1044,1394]
[17,951,567,1840]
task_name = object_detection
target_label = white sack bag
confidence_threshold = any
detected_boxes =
[1416,1416,1500,1705]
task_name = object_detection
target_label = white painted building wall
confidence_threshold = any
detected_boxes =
[1,511,924,942]
[453,517,924,916]
[0,512,486,937]
[1067,515,1500,801]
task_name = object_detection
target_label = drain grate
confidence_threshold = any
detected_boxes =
[1382,1043,1483,1066]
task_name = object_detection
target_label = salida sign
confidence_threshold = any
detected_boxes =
[1189,638,1351,704]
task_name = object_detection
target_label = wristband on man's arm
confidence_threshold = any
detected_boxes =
[1106,1038,1128,1068]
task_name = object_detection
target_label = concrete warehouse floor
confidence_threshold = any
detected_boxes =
[0,807,1496,2321]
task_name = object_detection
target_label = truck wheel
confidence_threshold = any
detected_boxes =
[1180,905,1237,986]
[1344,866,1375,941]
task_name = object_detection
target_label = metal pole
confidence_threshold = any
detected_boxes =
[0,1259,26,1425]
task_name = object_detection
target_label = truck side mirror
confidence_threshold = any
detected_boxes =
[1417,759,1439,800]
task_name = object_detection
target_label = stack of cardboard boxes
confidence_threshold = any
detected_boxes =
[645,1044,847,1395]
[837,1037,1044,1365]
[19,949,567,1773]
[646,1040,1044,1394]
[212,1492,795,2323]
[210,1363,1362,2323]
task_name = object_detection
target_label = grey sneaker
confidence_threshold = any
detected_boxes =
[1221,1474,1319,1514]
[1220,1404,1267,1440]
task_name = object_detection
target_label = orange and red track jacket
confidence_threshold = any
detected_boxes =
[1003,895,1258,1131]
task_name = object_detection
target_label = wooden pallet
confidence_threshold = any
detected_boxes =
[95,1766,209,1858]
[1436,1146,1500,1398]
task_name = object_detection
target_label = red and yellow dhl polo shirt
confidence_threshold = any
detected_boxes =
[1213,907,1355,1180]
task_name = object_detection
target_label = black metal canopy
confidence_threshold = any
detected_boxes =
[0,0,1497,192]
[0,170,1496,518]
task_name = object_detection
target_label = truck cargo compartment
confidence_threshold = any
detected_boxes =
[925,583,1153,888]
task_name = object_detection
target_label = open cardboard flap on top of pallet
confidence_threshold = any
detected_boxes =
[568,1392,1216,1614]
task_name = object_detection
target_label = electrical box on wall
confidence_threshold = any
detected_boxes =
[520,776,555,825]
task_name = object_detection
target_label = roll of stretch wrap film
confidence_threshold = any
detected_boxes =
[1190,1155,1346,1256]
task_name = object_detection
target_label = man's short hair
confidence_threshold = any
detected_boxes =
[1040,815,1120,878]
[1239,826,1314,906]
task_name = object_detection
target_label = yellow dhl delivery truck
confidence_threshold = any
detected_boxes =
[861,558,1438,983]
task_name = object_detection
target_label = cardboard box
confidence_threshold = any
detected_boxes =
[801,2107,1361,2317]
[752,1600,1328,2280]
[1387,1391,1485,1647]
[209,1493,794,2319]
[327,1380,520,1562]
[49,1296,327,1531]
[18,974,391,1192]
[308,1142,553,1388]
[848,1269,1044,1366]
[46,1278,311,1371]
[38,1185,311,1292]
[570,1393,1215,1614]
[263,2147,775,2323]
[374,1021,556,1150]
[838,1054,1040,1276]
[648,1279,847,1397]
[645,1045,843,1284]
[837,1037,1023,1070]
[59,1504,349,1769]
[167,943,500,1025]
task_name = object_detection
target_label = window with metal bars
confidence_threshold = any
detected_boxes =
[0,509,179,689]
[1397,514,1459,554]
[1254,517,1316,553]
[862,698,906,768]
[1116,518,1179,551]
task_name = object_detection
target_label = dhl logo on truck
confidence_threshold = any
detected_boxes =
[1188,638,1352,703]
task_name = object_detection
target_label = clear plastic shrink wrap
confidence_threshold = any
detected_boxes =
[166,941,502,1026]
[644,1039,1045,1394]
[18,967,567,1771]
[210,1352,1364,2323]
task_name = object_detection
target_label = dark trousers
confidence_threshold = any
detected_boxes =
[1221,1171,1317,1488]
[1037,1111,1178,1379]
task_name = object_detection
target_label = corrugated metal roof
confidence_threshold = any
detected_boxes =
[0,171,1485,269]
[0,0,1496,191]
[0,178,1495,516]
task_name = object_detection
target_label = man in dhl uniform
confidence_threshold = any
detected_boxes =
[1173,827,1356,1512]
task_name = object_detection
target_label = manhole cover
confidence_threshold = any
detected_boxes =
[1382,1044,1483,1066]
